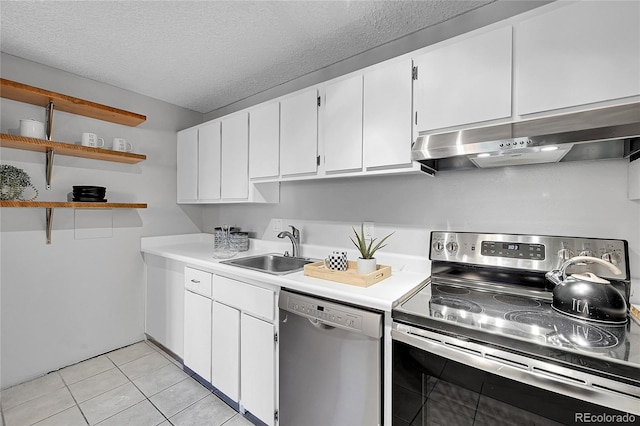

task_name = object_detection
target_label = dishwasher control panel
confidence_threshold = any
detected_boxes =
[279,290,383,339]
[286,295,363,331]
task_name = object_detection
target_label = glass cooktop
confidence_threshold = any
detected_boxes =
[394,281,640,382]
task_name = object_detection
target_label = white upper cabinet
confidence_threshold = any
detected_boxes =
[322,74,363,173]
[176,127,198,203]
[198,121,221,201]
[280,88,319,176]
[363,58,413,168]
[414,26,513,132]
[177,122,221,203]
[515,1,640,116]
[221,112,249,199]
[249,102,280,180]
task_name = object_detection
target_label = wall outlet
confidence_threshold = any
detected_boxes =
[363,221,374,241]
[273,219,283,232]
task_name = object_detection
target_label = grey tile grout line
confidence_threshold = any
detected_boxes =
[141,341,250,426]
[96,341,215,426]
[104,359,174,426]
[59,373,91,426]
[1,341,242,426]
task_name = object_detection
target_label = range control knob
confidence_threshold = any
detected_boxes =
[579,250,595,257]
[446,242,459,253]
[557,248,575,261]
[432,241,444,253]
[601,252,622,265]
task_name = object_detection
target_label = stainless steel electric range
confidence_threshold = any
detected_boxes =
[392,232,639,426]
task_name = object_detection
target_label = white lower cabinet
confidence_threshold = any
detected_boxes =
[206,274,277,425]
[145,255,185,358]
[184,267,213,382]
[184,290,212,382]
[240,313,276,426]
[212,301,240,401]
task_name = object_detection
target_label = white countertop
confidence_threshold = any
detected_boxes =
[141,233,430,311]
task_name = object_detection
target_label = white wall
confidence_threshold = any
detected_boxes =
[0,54,203,388]
[204,159,640,297]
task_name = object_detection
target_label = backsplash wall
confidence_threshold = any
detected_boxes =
[204,159,640,297]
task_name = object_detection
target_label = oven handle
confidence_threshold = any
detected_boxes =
[391,324,640,416]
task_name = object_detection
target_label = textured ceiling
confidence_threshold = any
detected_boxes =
[1,1,494,114]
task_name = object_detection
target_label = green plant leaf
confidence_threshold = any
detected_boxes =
[368,232,394,258]
[350,225,394,259]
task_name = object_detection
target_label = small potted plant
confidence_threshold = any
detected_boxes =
[350,224,393,274]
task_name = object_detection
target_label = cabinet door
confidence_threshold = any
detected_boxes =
[184,290,212,381]
[221,112,249,199]
[249,102,280,179]
[516,1,640,115]
[176,127,198,202]
[212,301,240,401]
[145,256,184,358]
[363,59,412,168]
[280,88,318,176]
[415,26,512,131]
[240,314,275,426]
[323,75,363,172]
[198,120,221,201]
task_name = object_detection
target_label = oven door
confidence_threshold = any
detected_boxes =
[392,323,640,426]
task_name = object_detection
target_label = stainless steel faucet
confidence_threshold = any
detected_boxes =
[278,225,300,257]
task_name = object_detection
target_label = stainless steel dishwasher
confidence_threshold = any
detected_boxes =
[279,290,383,426]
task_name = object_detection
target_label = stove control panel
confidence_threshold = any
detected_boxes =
[480,241,545,260]
[430,232,629,280]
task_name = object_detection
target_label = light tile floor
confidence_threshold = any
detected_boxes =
[0,341,254,426]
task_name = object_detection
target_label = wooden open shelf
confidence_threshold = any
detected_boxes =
[1,79,148,243]
[0,134,146,164]
[0,201,147,209]
[0,200,147,244]
[0,78,146,126]
[0,134,146,190]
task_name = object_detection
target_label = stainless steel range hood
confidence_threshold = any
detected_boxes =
[412,102,640,173]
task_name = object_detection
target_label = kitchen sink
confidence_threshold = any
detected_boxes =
[220,253,315,275]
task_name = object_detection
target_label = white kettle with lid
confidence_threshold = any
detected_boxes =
[19,119,46,139]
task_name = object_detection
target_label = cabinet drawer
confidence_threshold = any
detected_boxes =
[184,267,212,297]
[213,275,275,321]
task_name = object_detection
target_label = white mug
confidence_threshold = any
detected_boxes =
[112,138,133,152]
[19,119,46,139]
[81,133,105,148]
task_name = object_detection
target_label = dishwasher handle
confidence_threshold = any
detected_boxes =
[308,318,336,330]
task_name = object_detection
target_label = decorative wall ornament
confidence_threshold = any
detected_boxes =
[0,164,38,201]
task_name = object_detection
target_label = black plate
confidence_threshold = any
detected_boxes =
[73,197,107,202]
[73,187,105,192]
[73,186,106,191]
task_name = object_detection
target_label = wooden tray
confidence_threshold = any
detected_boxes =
[303,261,391,287]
